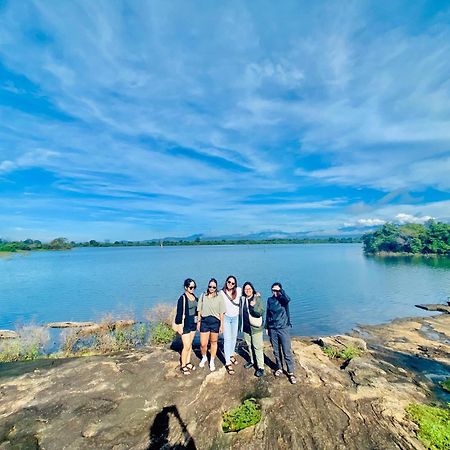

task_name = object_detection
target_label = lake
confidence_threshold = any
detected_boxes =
[1,244,450,336]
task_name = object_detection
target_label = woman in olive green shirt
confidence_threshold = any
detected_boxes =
[197,278,226,371]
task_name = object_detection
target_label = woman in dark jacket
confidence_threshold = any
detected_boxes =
[266,282,296,384]
[174,278,198,375]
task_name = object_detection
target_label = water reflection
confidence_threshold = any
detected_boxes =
[368,255,450,269]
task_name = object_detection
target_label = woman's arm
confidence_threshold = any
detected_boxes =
[219,312,224,333]
[249,294,265,317]
[175,295,185,325]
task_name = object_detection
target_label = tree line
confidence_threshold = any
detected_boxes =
[0,236,360,252]
[362,221,450,255]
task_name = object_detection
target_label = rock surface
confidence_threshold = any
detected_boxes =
[0,331,17,340]
[1,314,449,449]
[415,303,450,314]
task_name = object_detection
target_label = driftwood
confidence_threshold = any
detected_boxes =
[0,330,18,339]
[415,303,450,314]
[46,320,138,338]
[47,321,97,328]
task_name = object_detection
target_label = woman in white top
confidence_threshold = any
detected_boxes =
[220,275,242,375]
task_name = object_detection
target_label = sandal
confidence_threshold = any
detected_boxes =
[225,364,236,375]
[274,369,283,377]
[181,365,191,375]
[288,373,297,384]
[186,363,196,371]
[230,355,239,365]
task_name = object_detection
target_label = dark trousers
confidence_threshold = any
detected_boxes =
[268,327,295,374]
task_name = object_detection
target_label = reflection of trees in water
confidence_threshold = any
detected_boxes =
[148,405,196,450]
[371,255,450,270]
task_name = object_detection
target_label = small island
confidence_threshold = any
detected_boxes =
[362,220,450,255]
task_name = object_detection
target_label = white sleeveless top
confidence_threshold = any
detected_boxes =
[220,287,242,317]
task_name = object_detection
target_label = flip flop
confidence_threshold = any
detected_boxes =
[230,355,239,365]
[181,365,191,375]
[186,363,196,371]
[225,364,235,375]
[288,374,297,384]
[274,369,283,377]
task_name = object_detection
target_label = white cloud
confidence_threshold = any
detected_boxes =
[394,213,433,224]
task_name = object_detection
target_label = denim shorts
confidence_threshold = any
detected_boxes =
[182,316,197,334]
[200,316,220,333]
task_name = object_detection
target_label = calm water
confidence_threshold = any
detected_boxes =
[1,244,450,336]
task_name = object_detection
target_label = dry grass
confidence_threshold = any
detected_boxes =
[0,324,50,362]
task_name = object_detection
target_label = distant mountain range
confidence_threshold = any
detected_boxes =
[146,228,370,243]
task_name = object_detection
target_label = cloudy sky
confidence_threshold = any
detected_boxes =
[1,0,450,241]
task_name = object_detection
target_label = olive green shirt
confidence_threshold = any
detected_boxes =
[198,292,226,320]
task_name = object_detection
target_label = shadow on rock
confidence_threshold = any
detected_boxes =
[147,405,196,450]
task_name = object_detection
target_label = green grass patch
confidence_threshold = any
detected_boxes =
[406,403,450,450]
[222,398,261,433]
[322,345,361,361]
[150,322,176,345]
[441,379,450,393]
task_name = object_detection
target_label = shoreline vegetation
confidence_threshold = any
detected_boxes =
[363,220,450,256]
[0,236,360,253]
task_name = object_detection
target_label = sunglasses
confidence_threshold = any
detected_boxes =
[227,280,236,286]
[188,285,196,290]
[272,289,281,293]
[208,285,217,289]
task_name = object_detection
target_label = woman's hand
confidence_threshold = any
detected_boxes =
[219,325,223,334]
[196,321,201,331]
[177,325,183,335]
[250,299,256,307]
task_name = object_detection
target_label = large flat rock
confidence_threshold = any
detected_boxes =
[2,315,449,449]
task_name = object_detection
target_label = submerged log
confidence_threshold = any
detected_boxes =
[0,330,18,339]
[415,304,450,314]
[47,321,97,328]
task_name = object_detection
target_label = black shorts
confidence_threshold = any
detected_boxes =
[182,316,197,334]
[200,316,220,333]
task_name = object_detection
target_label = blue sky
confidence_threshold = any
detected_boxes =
[1,1,450,241]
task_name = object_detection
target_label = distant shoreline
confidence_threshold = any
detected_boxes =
[0,238,361,253]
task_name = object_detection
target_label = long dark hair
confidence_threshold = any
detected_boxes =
[242,281,256,298]
[222,275,238,299]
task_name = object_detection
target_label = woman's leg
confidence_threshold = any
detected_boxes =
[252,331,264,369]
[279,328,295,374]
[243,332,254,364]
[269,329,282,370]
[187,331,196,364]
[181,333,192,367]
[200,331,210,357]
[223,315,232,365]
[209,332,219,358]
[230,315,239,359]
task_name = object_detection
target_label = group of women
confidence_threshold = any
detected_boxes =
[173,275,297,384]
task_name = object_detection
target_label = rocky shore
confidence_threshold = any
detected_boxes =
[1,313,449,450]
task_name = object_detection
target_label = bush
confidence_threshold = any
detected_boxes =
[322,345,361,361]
[61,318,147,356]
[222,399,261,433]
[406,403,450,450]
[0,325,49,362]
[441,379,450,393]
[150,322,175,345]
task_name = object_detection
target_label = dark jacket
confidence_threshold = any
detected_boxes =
[265,291,291,329]
[175,294,198,325]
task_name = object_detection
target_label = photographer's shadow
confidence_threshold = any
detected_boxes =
[147,405,196,450]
